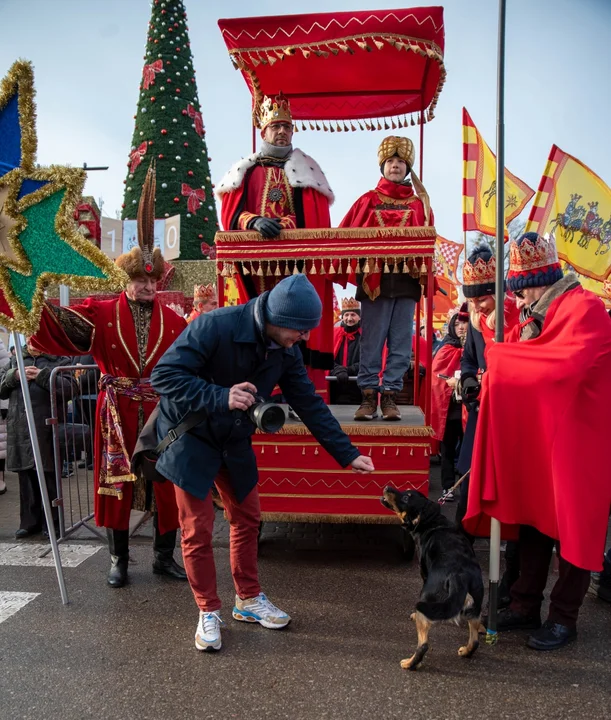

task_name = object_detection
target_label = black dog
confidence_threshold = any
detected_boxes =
[381,486,484,671]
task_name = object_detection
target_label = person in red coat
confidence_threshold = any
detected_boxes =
[31,167,188,588]
[339,136,433,422]
[216,92,335,398]
[330,297,362,405]
[465,232,611,651]
[430,303,469,499]
[187,283,218,324]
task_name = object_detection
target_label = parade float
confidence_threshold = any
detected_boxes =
[214,7,445,532]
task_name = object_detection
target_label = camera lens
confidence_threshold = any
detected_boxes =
[247,401,286,434]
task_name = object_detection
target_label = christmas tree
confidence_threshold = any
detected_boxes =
[121,0,218,260]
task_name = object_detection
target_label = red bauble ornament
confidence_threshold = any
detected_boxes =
[154,39,158,44]
[123,179,126,184]
[181,109,187,115]
[161,129,167,134]
[148,140,153,146]
[168,27,173,33]
[198,234,203,239]
[167,78,172,83]
[188,170,194,176]
[174,197,180,203]
[184,142,189,147]
[174,22,178,27]
[122,203,126,208]
[175,88,181,94]
[176,47,181,52]
[204,217,209,222]
[161,8,166,13]
[151,96,156,102]
[158,153,164,159]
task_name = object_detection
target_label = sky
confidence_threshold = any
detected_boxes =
[1,0,610,248]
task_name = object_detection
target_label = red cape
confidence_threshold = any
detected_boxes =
[464,287,611,570]
[430,343,462,440]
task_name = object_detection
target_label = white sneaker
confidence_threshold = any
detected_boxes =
[195,611,224,652]
[232,592,291,629]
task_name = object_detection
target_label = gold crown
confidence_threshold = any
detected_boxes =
[509,234,559,274]
[341,297,360,313]
[377,136,415,170]
[259,92,292,130]
[463,255,496,286]
[193,283,216,302]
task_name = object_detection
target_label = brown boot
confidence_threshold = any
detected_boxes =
[354,388,378,421]
[380,390,401,421]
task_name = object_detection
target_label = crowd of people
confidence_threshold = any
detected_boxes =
[0,90,609,659]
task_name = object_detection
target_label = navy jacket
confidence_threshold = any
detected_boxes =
[150,294,360,502]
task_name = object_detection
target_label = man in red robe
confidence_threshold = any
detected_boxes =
[216,92,335,397]
[31,167,188,588]
[465,232,611,651]
[340,136,433,421]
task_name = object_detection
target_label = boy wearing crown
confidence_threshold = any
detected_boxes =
[330,297,362,404]
[216,92,335,396]
[188,284,218,323]
[30,167,188,588]
[465,232,611,651]
[339,136,433,421]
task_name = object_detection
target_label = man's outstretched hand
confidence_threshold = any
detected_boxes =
[228,382,258,411]
[350,455,375,474]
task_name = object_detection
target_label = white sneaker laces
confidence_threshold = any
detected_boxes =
[202,611,223,635]
[249,594,283,617]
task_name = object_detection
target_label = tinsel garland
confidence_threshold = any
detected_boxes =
[0,60,128,334]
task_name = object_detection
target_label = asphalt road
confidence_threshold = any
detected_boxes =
[0,467,610,720]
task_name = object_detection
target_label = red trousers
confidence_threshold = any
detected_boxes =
[174,471,261,612]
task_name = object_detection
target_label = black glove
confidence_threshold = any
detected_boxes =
[334,366,349,384]
[250,216,283,238]
[461,376,481,401]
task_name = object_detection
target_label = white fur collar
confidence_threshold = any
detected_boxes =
[216,148,334,204]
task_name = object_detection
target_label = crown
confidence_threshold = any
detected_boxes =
[341,297,360,313]
[377,136,415,170]
[193,283,216,302]
[509,233,559,274]
[463,255,496,286]
[259,92,292,130]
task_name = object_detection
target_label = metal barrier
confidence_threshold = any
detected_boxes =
[47,364,105,544]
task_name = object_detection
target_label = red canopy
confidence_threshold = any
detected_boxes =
[218,7,445,128]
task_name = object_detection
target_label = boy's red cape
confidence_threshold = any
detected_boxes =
[464,287,611,570]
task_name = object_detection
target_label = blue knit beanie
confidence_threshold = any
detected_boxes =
[265,274,322,331]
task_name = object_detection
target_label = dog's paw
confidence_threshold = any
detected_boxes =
[409,612,416,622]
[458,642,479,658]
[400,657,415,670]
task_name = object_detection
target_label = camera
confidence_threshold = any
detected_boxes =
[246,394,286,434]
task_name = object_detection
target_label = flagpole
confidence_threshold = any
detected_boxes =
[487,0,507,646]
[13,333,69,605]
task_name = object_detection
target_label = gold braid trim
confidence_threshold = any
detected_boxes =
[259,512,402,525]
[215,226,437,242]
[97,486,123,500]
[228,31,445,127]
[260,424,434,437]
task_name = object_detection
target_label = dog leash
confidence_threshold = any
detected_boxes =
[437,469,470,505]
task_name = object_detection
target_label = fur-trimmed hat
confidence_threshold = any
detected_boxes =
[115,164,165,281]
[507,232,563,291]
[463,245,496,298]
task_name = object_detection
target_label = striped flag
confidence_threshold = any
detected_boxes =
[462,108,534,238]
[526,145,611,282]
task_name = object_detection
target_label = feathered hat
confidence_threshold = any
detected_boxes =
[507,232,563,291]
[377,135,431,225]
[462,245,497,298]
[115,164,165,281]
[340,297,361,316]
